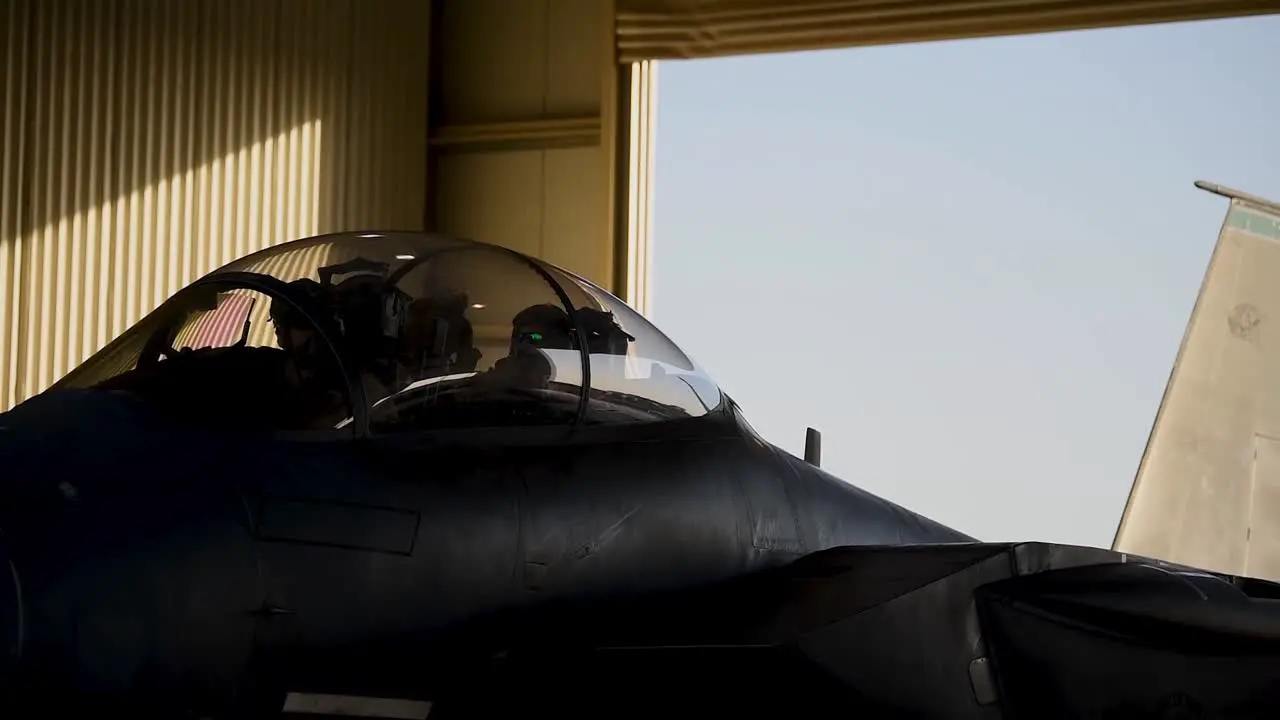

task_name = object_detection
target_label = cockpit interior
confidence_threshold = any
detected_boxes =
[52,232,723,437]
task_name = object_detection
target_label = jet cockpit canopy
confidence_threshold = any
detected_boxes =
[53,232,723,436]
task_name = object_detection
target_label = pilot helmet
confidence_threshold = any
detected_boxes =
[510,304,634,357]
[511,304,574,351]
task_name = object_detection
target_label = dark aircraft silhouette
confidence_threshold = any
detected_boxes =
[1,231,1279,719]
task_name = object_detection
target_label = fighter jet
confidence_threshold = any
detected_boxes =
[0,228,1278,719]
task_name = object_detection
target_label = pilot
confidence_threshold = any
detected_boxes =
[510,303,575,352]
[324,274,405,419]
[474,304,636,393]
[506,304,633,355]
[482,304,635,390]
[480,303,576,389]
[270,280,328,359]
[268,279,349,428]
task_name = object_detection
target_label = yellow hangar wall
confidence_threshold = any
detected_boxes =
[425,0,654,311]
[0,0,433,409]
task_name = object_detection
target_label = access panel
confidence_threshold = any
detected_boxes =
[1246,434,1280,581]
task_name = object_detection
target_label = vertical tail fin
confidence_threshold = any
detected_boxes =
[1113,181,1280,582]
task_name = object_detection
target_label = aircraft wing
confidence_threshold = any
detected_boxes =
[409,542,1280,719]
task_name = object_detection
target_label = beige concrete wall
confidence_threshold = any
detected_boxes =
[427,0,619,292]
[0,0,431,410]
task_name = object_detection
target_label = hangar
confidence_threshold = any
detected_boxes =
[1,0,1277,411]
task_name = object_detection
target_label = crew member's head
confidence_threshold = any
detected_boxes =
[510,304,574,353]
[270,280,329,352]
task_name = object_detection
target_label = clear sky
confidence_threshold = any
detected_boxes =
[650,16,1280,548]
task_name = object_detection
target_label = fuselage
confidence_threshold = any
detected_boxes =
[0,385,968,714]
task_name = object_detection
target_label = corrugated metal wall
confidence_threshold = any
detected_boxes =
[0,0,430,410]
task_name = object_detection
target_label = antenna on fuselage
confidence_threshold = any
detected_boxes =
[804,427,822,468]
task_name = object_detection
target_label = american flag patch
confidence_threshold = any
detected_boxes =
[176,292,256,350]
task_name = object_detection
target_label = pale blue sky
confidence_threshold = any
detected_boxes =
[650,16,1280,548]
